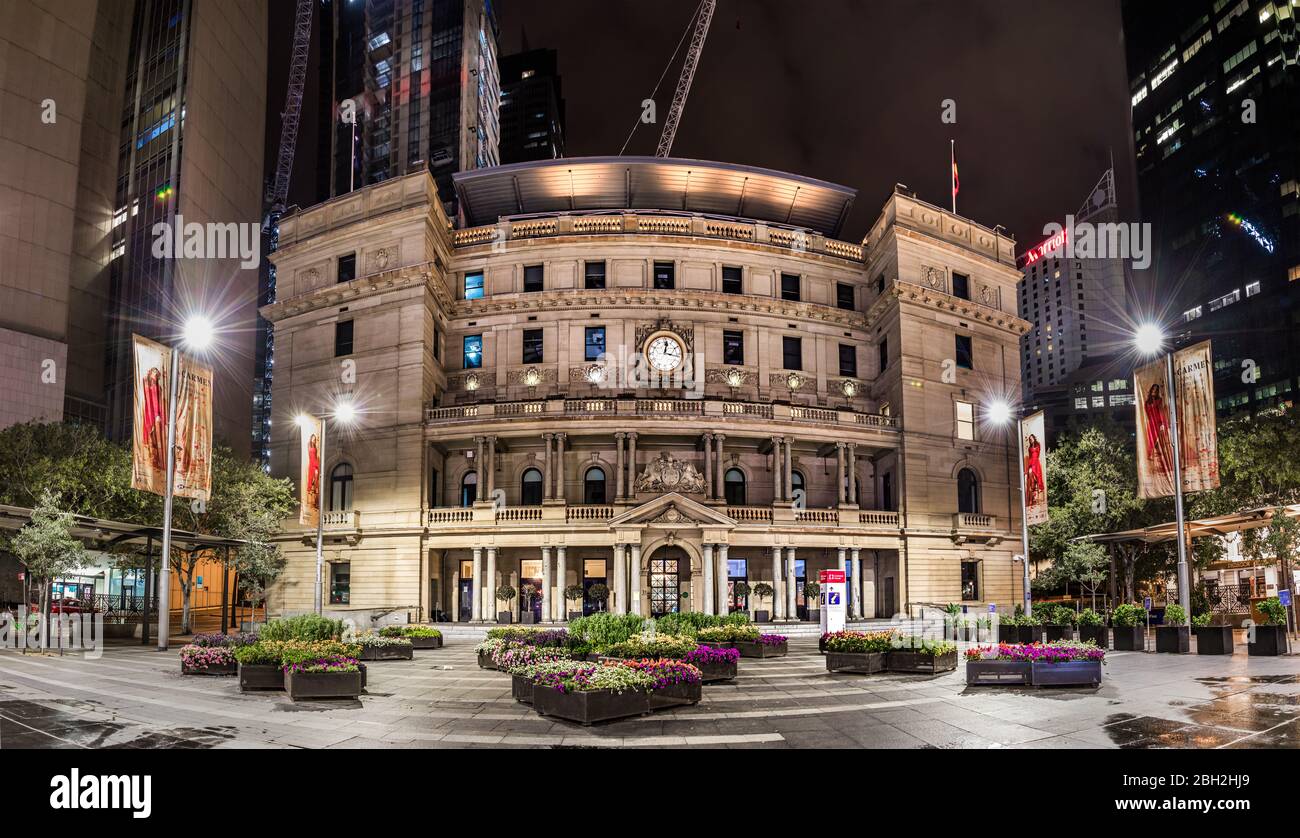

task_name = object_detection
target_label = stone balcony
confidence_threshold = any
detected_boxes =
[423,502,902,534]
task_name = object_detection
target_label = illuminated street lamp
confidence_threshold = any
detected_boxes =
[298,399,357,614]
[157,315,219,651]
[988,399,1032,617]
[1134,322,1192,622]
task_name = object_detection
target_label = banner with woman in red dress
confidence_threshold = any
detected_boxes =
[299,416,324,527]
[1134,340,1218,498]
[1021,411,1048,525]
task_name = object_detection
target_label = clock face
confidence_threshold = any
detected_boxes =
[646,335,684,372]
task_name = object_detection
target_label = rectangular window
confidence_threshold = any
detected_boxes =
[723,330,744,365]
[334,320,354,357]
[653,261,675,289]
[875,273,885,293]
[780,273,801,301]
[584,261,606,289]
[1245,281,1261,297]
[836,282,855,310]
[952,271,970,300]
[955,401,974,440]
[955,334,973,369]
[523,264,544,293]
[338,253,356,284]
[878,336,889,372]
[839,344,857,377]
[464,271,485,300]
[522,329,544,364]
[960,561,979,601]
[722,266,743,294]
[463,334,483,369]
[584,326,606,361]
[782,336,802,370]
[329,562,351,605]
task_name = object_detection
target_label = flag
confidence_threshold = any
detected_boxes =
[951,142,959,198]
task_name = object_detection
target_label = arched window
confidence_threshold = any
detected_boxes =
[329,463,354,511]
[957,468,980,514]
[460,471,478,507]
[791,470,805,504]
[521,467,543,505]
[584,467,606,504]
[724,468,746,505]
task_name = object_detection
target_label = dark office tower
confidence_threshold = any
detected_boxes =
[104,0,268,457]
[498,48,566,163]
[315,0,500,215]
[1123,0,1300,417]
[315,0,368,202]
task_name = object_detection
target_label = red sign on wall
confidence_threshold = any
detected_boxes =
[819,570,846,584]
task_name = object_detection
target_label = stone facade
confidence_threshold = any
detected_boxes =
[262,164,1031,623]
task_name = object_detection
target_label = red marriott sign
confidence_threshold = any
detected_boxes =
[1019,226,1068,268]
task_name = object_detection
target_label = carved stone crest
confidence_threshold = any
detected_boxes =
[373,247,391,271]
[978,283,996,306]
[634,452,706,494]
[650,504,697,524]
[634,318,694,355]
[920,265,946,292]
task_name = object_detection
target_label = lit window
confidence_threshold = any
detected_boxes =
[1245,281,1261,297]
[955,401,974,440]
[463,335,483,369]
[464,271,485,300]
[1184,306,1203,321]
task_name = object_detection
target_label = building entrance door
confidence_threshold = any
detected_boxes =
[458,560,473,621]
[649,551,683,617]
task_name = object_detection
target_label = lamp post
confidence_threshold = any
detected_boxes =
[298,400,356,614]
[157,315,216,651]
[1135,323,1192,622]
[988,400,1032,617]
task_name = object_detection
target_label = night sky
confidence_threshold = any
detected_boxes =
[278,0,1137,248]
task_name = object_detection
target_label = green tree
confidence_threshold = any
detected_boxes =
[6,490,87,648]
[1262,510,1300,632]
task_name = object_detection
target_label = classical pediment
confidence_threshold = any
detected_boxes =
[607,493,736,528]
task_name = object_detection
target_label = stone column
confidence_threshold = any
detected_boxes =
[717,544,729,615]
[836,443,846,504]
[627,432,637,495]
[785,547,797,619]
[771,546,783,620]
[541,546,552,622]
[556,546,568,620]
[702,543,715,615]
[703,433,713,499]
[772,437,783,501]
[861,550,876,618]
[850,548,863,620]
[474,436,485,500]
[486,547,498,620]
[615,432,625,499]
[783,438,794,502]
[555,433,566,502]
[629,543,642,616]
[847,443,858,505]
[837,546,847,576]
[714,433,725,501]
[471,546,483,621]
[488,436,498,496]
[613,544,626,614]
[543,433,554,499]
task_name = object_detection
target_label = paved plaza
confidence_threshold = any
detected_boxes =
[3,638,1300,749]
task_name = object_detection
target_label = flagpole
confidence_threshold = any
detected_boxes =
[950,139,956,215]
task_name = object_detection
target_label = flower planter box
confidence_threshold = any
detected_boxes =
[965,660,1032,686]
[695,658,738,683]
[886,649,958,674]
[1079,625,1109,649]
[511,674,536,705]
[1155,625,1190,654]
[1019,625,1045,644]
[181,661,236,676]
[698,640,737,651]
[1030,660,1102,687]
[1112,625,1145,651]
[825,651,886,674]
[1194,626,1234,655]
[754,610,770,623]
[285,669,363,701]
[521,611,536,625]
[533,687,650,725]
[478,652,497,670]
[647,681,702,710]
[497,611,513,624]
[567,610,583,621]
[733,640,787,658]
[408,635,443,650]
[1043,625,1074,643]
[358,644,413,661]
[238,663,284,692]
[1249,625,1288,656]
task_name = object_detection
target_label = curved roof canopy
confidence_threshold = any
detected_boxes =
[453,156,857,238]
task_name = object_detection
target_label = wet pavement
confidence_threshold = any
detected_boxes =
[3,640,1300,748]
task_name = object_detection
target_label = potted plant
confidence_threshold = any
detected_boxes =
[379,624,443,649]
[234,641,286,691]
[564,585,586,620]
[282,652,363,701]
[886,638,958,674]
[683,644,740,682]
[825,630,893,674]
[1155,603,1190,653]
[731,581,751,616]
[750,582,775,623]
[531,662,654,724]
[587,583,609,613]
[517,584,538,623]
[804,581,821,624]
[622,659,704,709]
[355,632,414,661]
[1192,612,1233,655]
[496,584,517,624]
[600,634,698,661]
[1249,597,1289,656]
[696,623,759,651]
[750,633,789,658]
[1077,608,1108,649]
[1018,612,1045,644]
[966,642,1105,687]
[964,644,1032,686]
[1043,605,1075,643]
[1111,603,1147,651]
[180,644,237,676]
[501,650,577,704]
[475,637,507,669]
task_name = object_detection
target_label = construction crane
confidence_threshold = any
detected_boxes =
[267,0,313,214]
[655,0,716,158]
